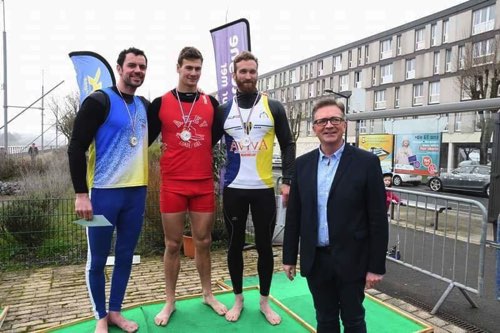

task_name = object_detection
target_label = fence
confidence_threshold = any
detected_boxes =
[0,192,226,269]
[387,187,489,313]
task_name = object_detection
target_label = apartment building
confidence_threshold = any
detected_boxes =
[257,0,499,162]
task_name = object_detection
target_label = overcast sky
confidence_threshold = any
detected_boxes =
[1,0,466,144]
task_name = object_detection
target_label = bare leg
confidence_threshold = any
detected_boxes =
[108,311,139,332]
[260,295,281,325]
[225,293,244,322]
[155,212,184,326]
[191,211,227,315]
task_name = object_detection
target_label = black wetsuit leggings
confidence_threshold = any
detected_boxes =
[223,187,276,296]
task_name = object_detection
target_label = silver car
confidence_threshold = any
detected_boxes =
[428,165,491,197]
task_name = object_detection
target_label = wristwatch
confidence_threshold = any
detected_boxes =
[281,178,292,185]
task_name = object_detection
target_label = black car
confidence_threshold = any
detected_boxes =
[428,165,491,197]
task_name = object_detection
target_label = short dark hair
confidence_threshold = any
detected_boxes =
[383,172,393,179]
[312,97,345,119]
[177,46,203,66]
[117,47,147,67]
[233,51,258,72]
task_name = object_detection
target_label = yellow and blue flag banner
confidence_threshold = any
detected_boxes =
[69,51,115,105]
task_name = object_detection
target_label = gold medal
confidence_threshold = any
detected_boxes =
[129,136,138,147]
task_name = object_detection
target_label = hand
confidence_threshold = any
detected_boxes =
[75,193,93,221]
[280,184,290,207]
[365,272,384,290]
[283,264,296,281]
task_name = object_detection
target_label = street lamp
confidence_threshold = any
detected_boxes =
[324,89,352,143]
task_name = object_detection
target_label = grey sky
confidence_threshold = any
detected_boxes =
[1,0,465,141]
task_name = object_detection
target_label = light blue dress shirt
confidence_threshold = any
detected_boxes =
[317,144,345,246]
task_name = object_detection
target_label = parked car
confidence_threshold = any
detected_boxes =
[428,165,491,197]
[272,154,282,168]
[392,164,422,186]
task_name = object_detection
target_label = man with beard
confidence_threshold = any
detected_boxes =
[68,47,149,333]
[148,46,227,327]
[213,51,296,325]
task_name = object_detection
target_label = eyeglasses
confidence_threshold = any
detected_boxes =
[313,116,345,126]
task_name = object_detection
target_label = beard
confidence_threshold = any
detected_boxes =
[124,74,144,88]
[235,78,257,93]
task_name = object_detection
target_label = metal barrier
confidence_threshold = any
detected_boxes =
[386,187,488,314]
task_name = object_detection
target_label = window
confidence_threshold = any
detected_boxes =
[430,24,437,47]
[413,84,424,106]
[415,28,425,50]
[329,76,334,89]
[305,64,309,79]
[396,35,402,55]
[333,55,342,72]
[406,58,416,79]
[294,86,300,100]
[317,60,324,76]
[339,74,349,92]
[281,89,286,103]
[374,90,386,110]
[394,87,400,108]
[475,112,482,131]
[445,49,452,72]
[290,69,296,84]
[308,82,315,97]
[357,47,362,66]
[472,5,495,35]
[380,39,392,59]
[429,81,440,104]
[473,39,495,65]
[380,63,393,84]
[348,50,353,68]
[354,71,362,88]
[317,80,322,96]
[433,52,440,74]
[365,44,370,64]
[442,19,449,43]
[359,120,367,134]
[300,66,304,81]
[369,120,375,133]
[458,45,465,69]
[371,67,376,86]
[266,78,271,90]
[455,112,462,131]
[283,71,287,85]
[309,63,313,78]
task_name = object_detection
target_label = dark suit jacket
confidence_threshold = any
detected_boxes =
[283,144,388,281]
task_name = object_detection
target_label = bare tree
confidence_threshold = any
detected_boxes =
[457,36,500,164]
[48,91,79,142]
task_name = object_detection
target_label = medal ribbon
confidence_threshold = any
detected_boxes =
[175,89,198,130]
[118,90,138,142]
[234,92,260,137]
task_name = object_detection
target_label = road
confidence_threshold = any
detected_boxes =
[393,183,489,216]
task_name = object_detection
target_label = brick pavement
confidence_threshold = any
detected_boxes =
[0,248,466,332]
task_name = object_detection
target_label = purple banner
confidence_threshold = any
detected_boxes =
[210,18,251,104]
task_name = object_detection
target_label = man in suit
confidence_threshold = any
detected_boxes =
[282,97,388,333]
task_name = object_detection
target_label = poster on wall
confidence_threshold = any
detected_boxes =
[394,133,441,176]
[358,134,394,173]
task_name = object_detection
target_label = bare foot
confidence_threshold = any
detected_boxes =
[225,295,243,322]
[260,299,281,325]
[154,302,176,326]
[108,311,138,332]
[203,294,228,315]
[95,317,108,333]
